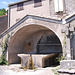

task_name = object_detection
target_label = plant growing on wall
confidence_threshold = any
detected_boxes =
[56,56,65,64]
[52,66,60,75]
[0,34,10,65]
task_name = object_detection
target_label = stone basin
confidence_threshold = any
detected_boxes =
[18,54,58,68]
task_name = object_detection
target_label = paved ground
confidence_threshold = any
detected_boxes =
[0,64,58,75]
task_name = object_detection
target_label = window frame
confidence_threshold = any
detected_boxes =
[34,0,42,7]
[34,0,42,3]
[17,3,24,11]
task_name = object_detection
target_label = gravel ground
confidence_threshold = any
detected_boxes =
[0,64,57,75]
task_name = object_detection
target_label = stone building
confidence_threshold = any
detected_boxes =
[0,0,75,68]
[0,15,8,34]
[0,15,8,56]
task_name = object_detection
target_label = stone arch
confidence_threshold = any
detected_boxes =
[8,22,64,64]
[9,18,64,47]
[11,24,63,47]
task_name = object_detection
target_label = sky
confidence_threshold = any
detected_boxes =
[0,0,22,9]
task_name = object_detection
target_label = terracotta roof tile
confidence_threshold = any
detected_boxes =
[0,15,8,17]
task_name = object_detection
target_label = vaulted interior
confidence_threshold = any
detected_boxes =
[8,25,62,67]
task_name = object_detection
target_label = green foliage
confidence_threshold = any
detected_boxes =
[56,56,65,63]
[0,8,7,16]
[52,67,60,75]
[0,54,8,65]
[0,34,10,65]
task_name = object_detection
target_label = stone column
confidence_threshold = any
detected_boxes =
[60,24,75,69]
[66,34,71,60]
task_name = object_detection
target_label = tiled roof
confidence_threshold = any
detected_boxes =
[0,15,8,22]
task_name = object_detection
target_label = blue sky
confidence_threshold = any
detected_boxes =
[0,0,22,9]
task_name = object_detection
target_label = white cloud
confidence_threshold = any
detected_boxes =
[6,8,9,11]
[0,1,14,5]
[9,1,14,4]
[1,1,8,5]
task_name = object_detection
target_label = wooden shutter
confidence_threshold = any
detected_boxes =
[54,0,59,12]
[59,0,63,11]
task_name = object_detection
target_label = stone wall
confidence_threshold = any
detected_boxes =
[8,28,62,64]
[0,16,65,64]
[49,0,75,19]
[9,0,50,27]
[0,15,8,57]
[9,0,75,27]
[0,15,8,34]
[71,32,75,59]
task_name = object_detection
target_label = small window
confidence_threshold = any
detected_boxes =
[17,3,24,11]
[34,0,41,3]
[34,0,42,7]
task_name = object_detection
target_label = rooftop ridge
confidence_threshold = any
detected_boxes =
[8,0,33,7]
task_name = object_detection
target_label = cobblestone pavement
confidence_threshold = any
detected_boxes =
[0,64,56,75]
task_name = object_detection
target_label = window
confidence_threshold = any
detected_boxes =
[54,0,64,12]
[34,0,42,7]
[34,0,41,3]
[17,3,23,11]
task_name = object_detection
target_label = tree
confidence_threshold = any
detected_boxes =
[0,8,7,16]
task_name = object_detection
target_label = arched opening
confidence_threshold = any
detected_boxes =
[37,34,62,54]
[8,25,62,67]
[37,33,62,67]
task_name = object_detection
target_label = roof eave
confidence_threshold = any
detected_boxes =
[8,0,33,7]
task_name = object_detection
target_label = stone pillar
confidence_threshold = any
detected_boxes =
[60,24,75,69]
[66,28,71,60]
[66,25,75,60]
[66,34,71,60]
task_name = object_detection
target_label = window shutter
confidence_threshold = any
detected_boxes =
[54,0,59,12]
[58,0,63,11]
